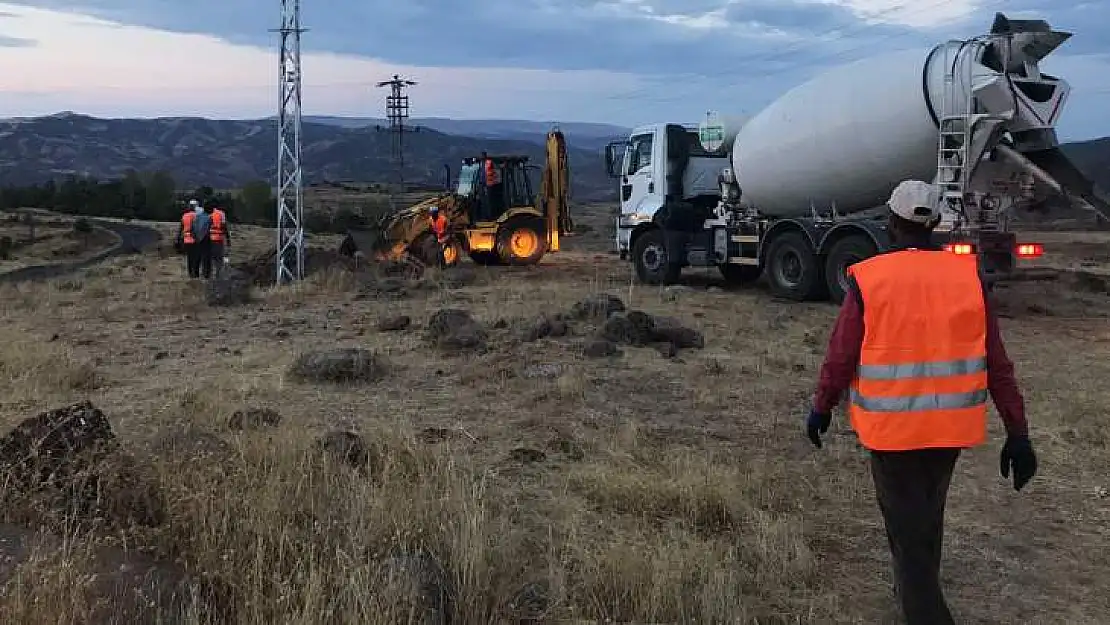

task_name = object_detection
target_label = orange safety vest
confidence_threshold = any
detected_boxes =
[846,249,988,451]
[210,208,226,242]
[484,159,499,186]
[430,213,448,243]
[181,211,196,244]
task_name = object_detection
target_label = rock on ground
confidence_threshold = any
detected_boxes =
[583,338,620,358]
[228,407,281,431]
[424,308,487,351]
[0,523,235,624]
[314,430,384,476]
[288,348,390,383]
[375,551,451,625]
[570,293,626,320]
[0,402,164,528]
[377,314,412,332]
[600,311,656,346]
[520,313,569,342]
[204,269,253,307]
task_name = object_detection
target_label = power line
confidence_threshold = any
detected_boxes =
[375,74,420,206]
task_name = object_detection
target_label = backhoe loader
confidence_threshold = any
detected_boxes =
[339,129,573,267]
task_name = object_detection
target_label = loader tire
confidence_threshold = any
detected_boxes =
[496,218,547,266]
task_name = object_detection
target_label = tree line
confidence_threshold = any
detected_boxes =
[0,169,389,234]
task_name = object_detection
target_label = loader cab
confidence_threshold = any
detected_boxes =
[457,155,535,224]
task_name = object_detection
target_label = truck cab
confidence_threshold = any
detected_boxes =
[605,123,729,266]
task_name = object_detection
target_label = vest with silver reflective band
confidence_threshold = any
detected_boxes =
[846,249,989,451]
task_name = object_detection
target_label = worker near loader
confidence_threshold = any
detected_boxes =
[429,205,449,267]
[206,202,230,277]
[482,151,503,218]
[180,200,202,278]
[805,180,1038,625]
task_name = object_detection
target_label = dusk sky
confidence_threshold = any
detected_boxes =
[1,1,1108,140]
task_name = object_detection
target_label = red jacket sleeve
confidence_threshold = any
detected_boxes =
[813,289,863,414]
[983,290,1028,437]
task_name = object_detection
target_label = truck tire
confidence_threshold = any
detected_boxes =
[632,228,680,285]
[496,217,547,266]
[764,231,825,301]
[719,263,761,286]
[824,234,877,304]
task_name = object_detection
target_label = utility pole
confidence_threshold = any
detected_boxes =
[273,0,305,284]
[375,75,419,207]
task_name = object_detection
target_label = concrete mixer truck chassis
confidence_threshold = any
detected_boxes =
[605,13,1110,304]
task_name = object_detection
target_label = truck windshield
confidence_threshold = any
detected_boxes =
[456,163,481,196]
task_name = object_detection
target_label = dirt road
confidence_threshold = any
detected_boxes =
[0,220,161,284]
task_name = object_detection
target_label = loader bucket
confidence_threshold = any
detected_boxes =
[338,227,388,258]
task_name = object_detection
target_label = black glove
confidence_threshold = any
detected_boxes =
[806,408,832,449]
[1000,435,1037,491]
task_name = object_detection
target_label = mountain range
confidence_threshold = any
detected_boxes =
[0,112,619,200]
[0,112,1108,208]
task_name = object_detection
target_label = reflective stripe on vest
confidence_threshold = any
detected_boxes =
[182,212,196,244]
[210,209,226,242]
[847,249,988,451]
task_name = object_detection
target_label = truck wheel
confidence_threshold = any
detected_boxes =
[764,231,825,301]
[824,234,877,304]
[719,264,761,286]
[496,217,547,265]
[632,229,680,285]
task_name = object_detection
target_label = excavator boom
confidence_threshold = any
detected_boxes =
[540,129,573,252]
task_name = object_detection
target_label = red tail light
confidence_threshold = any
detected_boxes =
[944,243,975,255]
[1016,243,1043,258]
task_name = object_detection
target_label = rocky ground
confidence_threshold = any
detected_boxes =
[0,206,1107,624]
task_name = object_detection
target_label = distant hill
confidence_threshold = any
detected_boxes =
[303,116,630,151]
[0,113,617,200]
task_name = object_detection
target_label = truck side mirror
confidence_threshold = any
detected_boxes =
[604,141,626,179]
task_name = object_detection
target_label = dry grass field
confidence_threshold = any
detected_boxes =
[0,204,1107,624]
[0,210,119,271]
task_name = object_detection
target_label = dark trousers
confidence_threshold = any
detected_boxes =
[185,243,200,278]
[870,448,960,625]
[194,238,213,278]
[211,242,225,277]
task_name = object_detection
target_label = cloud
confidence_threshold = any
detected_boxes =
[0,34,33,46]
[0,1,1108,139]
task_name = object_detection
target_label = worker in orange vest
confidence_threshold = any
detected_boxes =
[207,203,230,277]
[482,152,503,218]
[428,205,449,267]
[807,180,1037,625]
[180,200,201,278]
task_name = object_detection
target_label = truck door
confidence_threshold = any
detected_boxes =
[622,132,655,217]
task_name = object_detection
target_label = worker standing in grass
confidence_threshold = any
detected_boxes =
[805,180,1038,625]
[191,202,213,279]
[207,202,230,277]
[429,205,449,267]
[181,200,201,278]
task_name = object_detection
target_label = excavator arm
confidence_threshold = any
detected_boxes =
[539,129,573,252]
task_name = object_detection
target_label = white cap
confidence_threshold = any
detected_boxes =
[188,199,199,207]
[887,180,940,226]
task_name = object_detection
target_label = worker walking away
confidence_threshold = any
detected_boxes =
[805,180,1038,625]
[181,200,200,278]
[191,203,213,279]
[207,202,230,277]
[428,205,449,267]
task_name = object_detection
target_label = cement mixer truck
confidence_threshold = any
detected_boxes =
[605,12,1110,303]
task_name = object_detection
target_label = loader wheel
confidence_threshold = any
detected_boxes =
[764,231,826,301]
[416,234,460,267]
[824,234,877,305]
[496,218,547,266]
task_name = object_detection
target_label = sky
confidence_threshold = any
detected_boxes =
[0,1,1108,140]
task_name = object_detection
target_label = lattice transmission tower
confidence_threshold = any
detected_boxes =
[375,75,419,206]
[274,0,306,284]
